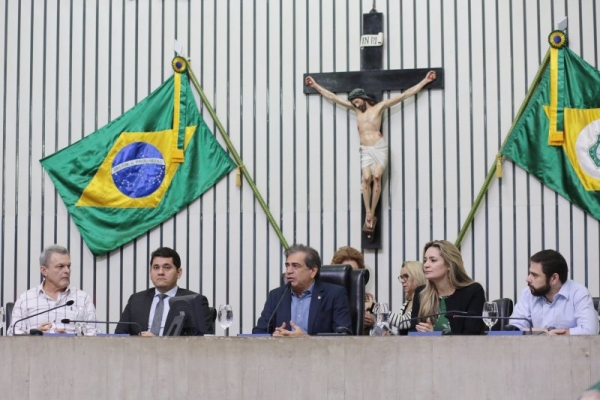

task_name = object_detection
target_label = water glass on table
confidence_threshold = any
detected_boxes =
[375,302,390,325]
[75,306,88,336]
[482,301,499,333]
[218,304,233,331]
[370,302,392,335]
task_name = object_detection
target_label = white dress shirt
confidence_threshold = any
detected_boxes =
[147,286,178,336]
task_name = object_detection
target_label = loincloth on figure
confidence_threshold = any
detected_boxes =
[360,138,388,174]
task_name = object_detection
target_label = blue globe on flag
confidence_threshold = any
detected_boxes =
[111,142,166,198]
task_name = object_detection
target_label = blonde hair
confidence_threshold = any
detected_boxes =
[401,261,426,301]
[418,240,475,320]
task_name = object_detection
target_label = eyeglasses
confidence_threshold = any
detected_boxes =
[397,274,410,282]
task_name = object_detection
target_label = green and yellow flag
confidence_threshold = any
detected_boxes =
[41,58,236,255]
[501,31,600,220]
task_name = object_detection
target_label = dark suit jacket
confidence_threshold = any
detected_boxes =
[409,282,486,335]
[115,287,211,335]
[252,279,352,335]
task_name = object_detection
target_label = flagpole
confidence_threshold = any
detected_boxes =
[455,49,550,248]
[185,62,290,250]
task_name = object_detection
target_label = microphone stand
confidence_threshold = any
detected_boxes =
[452,315,533,335]
[61,319,142,335]
[266,283,291,334]
[11,300,75,335]
[403,311,468,335]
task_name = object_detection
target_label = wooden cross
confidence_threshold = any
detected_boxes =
[303,12,444,249]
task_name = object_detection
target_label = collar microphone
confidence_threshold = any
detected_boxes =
[11,299,76,335]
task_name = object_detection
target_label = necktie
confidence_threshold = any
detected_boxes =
[150,294,168,336]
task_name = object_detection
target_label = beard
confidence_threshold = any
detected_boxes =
[357,104,366,112]
[529,281,551,297]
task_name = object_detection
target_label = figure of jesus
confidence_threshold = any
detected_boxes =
[305,71,436,233]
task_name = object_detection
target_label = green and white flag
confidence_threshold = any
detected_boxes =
[501,31,600,220]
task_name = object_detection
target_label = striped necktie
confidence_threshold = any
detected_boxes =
[150,294,168,335]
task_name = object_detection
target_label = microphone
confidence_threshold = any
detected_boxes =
[11,299,75,335]
[451,315,533,334]
[367,302,376,314]
[61,319,142,335]
[406,310,468,334]
[409,310,467,323]
[316,326,353,336]
[335,326,353,335]
[266,282,291,334]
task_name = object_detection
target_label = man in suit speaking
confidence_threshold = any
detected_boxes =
[253,244,352,336]
[116,247,210,336]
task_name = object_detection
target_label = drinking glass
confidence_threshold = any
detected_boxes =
[369,303,392,335]
[217,304,233,330]
[75,306,88,336]
[375,302,390,325]
[482,302,499,333]
[0,306,5,332]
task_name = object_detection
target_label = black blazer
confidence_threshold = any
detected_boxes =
[409,282,486,335]
[252,279,352,335]
[115,287,210,335]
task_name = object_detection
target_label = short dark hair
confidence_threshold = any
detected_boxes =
[150,247,181,269]
[284,244,321,278]
[530,249,568,283]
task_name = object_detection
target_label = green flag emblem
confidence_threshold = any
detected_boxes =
[501,41,600,220]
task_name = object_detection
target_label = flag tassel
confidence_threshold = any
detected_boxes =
[495,154,503,178]
[236,165,244,187]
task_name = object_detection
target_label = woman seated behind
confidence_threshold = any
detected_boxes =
[331,246,375,332]
[389,261,426,335]
[410,240,486,335]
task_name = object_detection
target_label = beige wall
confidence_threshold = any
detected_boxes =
[2,336,599,399]
[1,0,600,336]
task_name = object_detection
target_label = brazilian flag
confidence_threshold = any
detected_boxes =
[41,58,236,255]
[501,31,600,221]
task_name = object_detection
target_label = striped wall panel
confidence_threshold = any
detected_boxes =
[1,0,599,335]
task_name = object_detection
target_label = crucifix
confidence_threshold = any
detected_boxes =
[304,10,444,249]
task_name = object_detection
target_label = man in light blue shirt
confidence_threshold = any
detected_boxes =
[253,244,352,336]
[510,249,599,335]
[290,280,314,333]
